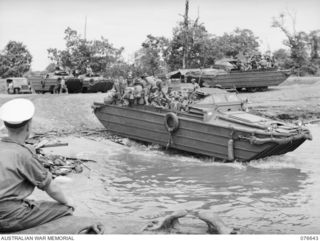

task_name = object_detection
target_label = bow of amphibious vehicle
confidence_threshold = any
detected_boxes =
[188,88,312,160]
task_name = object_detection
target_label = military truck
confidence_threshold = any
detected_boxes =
[6,77,32,94]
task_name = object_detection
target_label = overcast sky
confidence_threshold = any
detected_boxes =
[1,0,320,71]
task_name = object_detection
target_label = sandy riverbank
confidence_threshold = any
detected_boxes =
[241,76,320,122]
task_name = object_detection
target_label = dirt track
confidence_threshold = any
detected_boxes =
[242,76,320,122]
[0,92,104,133]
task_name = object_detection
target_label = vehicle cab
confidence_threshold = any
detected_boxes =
[188,88,244,121]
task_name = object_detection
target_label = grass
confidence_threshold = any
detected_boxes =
[0,79,6,94]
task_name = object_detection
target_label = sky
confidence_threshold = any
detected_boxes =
[1,0,320,71]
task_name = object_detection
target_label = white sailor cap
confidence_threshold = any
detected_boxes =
[0,98,35,127]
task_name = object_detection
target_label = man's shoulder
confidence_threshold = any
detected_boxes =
[0,138,33,158]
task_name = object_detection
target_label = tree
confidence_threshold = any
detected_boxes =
[273,48,293,69]
[134,35,169,76]
[272,12,320,75]
[213,28,260,58]
[165,0,261,71]
[47,27,124,74]
[309,30,320,60]
[167,18,212,70]
[0,41,32,78]
[272,12,309,74]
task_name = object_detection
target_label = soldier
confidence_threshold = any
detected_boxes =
[167,86,173,98]
[250,56,258,70]
[121,87,135,106]
[133,79,145,105]
[54,77,61,94]
[118,76,128,96]
[259,56,268,70]
[7,81,14,94]
[148,86,160,107]
[86,65,93,77]
[191,79,200,91]
[155,78,170,105]
[0,99,74,232]
[59,77,68,94]
[169,91,182,111]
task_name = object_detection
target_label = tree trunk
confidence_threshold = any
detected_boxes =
[182,0,189,69]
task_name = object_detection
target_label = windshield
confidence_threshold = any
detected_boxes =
[9,78,28,85]
[199,93,241,104]
[226,94,240,102]
[213,95,227,103]
[55,72,69,76]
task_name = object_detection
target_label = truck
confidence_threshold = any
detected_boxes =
[6,77,32,94]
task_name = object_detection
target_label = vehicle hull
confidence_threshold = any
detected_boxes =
[29,76,57,93]
[93,104,309,162]
[189,70,290,90]
[29,74,79,94]
[82,80,113,93]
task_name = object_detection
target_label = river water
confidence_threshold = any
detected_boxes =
[41,124,320,234]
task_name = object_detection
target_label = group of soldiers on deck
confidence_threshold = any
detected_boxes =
[104,75,200,111]
[230,54,277,71]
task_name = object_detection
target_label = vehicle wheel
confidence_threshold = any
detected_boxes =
[259,86,268,91]
[13,88,20,94]
[49,86,55,94]
[246,87,258,92]
[164,112,180,133]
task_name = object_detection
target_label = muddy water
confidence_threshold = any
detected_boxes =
[40,124,320,234]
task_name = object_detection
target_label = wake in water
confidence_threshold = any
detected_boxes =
[247,155,297,169]
[117,135,302,171]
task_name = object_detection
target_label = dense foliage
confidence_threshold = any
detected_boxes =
[136,19,262,73]
[134,35,169,76]
[47,27,125,76]
[166,19,214,70]
[0,41,32,78]
[41,6,320,77]
[272,13,320,75]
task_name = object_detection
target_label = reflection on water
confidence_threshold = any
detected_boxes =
[79,124,320,234]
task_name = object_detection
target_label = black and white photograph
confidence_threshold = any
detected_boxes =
[0,0,320,237]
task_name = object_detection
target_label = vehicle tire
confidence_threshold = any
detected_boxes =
[49,86,55,94]
[246,87,258,92]
[164,112,179,133]
[259,86,268,91]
